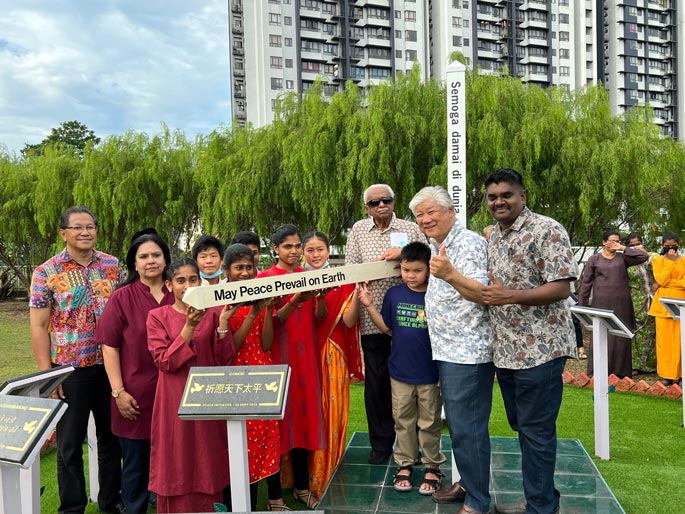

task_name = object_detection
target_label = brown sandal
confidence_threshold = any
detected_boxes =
[293,488,320,509]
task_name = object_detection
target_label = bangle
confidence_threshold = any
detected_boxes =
[216,327,229,335]
[288,299,301,308]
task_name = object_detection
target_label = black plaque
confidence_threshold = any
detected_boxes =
[178,365,290,420]
[0,365,74,398]
[0,395,67,467]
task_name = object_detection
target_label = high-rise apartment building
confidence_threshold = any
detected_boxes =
[229,1,684,141]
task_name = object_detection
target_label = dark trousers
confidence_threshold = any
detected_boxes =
[223,470,283,510]
[361,333,395,453]
[496,358,566,514]
[119,437,150,513]
[438,361,495,514]
[56,364,121,514]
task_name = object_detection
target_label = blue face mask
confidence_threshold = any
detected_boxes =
[304,261,330,271]
[200,269,223,280]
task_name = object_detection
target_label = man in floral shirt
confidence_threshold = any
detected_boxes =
[30,206,124,514]
[434,169,577,514]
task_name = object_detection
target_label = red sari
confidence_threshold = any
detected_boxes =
[258,265,326,453]
[310,284,363,496]
[147,306,235,513]
[229,306,281,483]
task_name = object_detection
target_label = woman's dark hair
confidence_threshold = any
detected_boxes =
[302,231,329,248]
[602,229,620,242]
[166,258,199,281]
[663,231,680,244]
[484,168,524,189]
[121,230,171,288]
[623,232,642,246]
[231,230,260,248]
[271,224,302,247]
[191,235,225,260]
[223,244,254,269]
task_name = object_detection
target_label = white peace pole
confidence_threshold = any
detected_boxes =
[657,297,685,428]
[183,261,400,309]
[446,60,467,228]
[446,59,467,484]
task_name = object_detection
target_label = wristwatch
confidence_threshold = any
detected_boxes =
[111,387,125,398]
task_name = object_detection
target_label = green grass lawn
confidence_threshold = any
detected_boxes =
[2,302,683,513]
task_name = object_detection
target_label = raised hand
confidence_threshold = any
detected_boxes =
[429,246,455,280]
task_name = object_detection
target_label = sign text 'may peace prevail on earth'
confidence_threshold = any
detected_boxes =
[183,260,400,310]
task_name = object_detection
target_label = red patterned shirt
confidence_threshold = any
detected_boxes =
[29,249,124,367]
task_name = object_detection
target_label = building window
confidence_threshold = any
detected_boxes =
[559,49,569,59]
[368,47,391,58]
[405,11,416,22]
[453,17,461,27]
[268,13,280,25]
[395,30,402,39]
[464,38,469,47]
[405,30,417,42]
[463,19,469,28]
[463,1,469,7]
[395,10,401,19]
[559,31,570,41]
[285,58,293,68]
[269,35,282,47]
[286,80,294,89]
[368,67,390,79]
[302,0,319,10]
[406,49,417,61]
[369,8,389,19]
[396,49,402,58]
[453,35,462,46]
[629,56,639,66]
[559,66,570,76]
[559,13,569,24]
[629,23,638,33]
[271,78,283,89]
[284,16,292,26]
[270,56,283,68]
[301,40,322,52]
[629,6,638,17]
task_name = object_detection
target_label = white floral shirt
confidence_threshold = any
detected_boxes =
[425,220,493,364]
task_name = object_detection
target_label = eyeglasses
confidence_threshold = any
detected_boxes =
[366,196,394,208]
[64,225,98,232]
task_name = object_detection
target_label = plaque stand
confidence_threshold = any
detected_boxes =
[657,297,685,428]
[0,366,73,514]
[178,365,291,512]
[571,306,634,460]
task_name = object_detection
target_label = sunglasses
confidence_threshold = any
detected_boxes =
[366,196,394,208]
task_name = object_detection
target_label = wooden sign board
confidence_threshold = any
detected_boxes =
[0,395,67,468]
[0,365,73,398]
[178,365,290,421]
[183,260,400,309]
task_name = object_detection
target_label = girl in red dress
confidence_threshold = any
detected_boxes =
[223,243,284,511]
[146,258,235,513]
[259,224,327,510]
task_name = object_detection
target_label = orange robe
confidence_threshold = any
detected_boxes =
[648,256,685,380]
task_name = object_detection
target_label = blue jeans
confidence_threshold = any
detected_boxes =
[119,437,150,513]
[496,357,566,514]
[437,361,495,514]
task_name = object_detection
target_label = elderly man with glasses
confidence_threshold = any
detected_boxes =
[345,184,425,464]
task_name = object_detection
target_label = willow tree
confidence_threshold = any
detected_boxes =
[74,126,199,259]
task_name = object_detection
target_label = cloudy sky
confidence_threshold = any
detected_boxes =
[0,0,231,154]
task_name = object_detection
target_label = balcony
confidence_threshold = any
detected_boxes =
[478,27,501,42]
[355,0,390,7]
[365,16,391,28]
[232,46,244,56]
[231,23,243,35]
[300,27,327,40]
[521,0,548,11]
[231,0,242,13]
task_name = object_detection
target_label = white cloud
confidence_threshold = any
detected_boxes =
[0,0,231,154]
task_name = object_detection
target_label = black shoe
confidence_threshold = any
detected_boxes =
[368,449,392,465]
[99,503,126,514]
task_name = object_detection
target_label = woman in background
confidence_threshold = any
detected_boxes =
[147,259,235,513]
[579,229,648,378]
[648,232,685,386]
[302,231,363,497]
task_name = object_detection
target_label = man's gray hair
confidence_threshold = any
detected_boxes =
[363,184,395,203]
[409,186,453,215]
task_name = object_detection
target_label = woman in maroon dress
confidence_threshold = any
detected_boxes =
[579,229,648,377]
[147,258,235,513]
[259,224,327,509]
[223,243,284,511]
[97,228,173,514]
